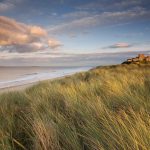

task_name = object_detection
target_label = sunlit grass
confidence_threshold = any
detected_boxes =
[0,64,150,150]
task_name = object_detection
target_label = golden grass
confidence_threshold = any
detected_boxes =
[0,64,150,150]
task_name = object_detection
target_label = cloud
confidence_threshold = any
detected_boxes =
[107,42,133,49]
[0,0,23,12]
[30,26,47,37]
[48,39,63,49]
[49,7,150,35]
[1,50,150,66]
[76,0,150,11]
[2,43,45,53]
[0,16,46,46]
[62,11,93,20]
[0,16,62,52]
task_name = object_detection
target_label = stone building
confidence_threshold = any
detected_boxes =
[132,58,139,62]
[124,54,150,64]
[145,56,150,62]
[138,54,145,61]
[127,59,132,62]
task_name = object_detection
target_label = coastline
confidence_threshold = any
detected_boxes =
[0,64,150,149]
[0,82,35,93]
[0,76,64,93]
[0,67,91,93]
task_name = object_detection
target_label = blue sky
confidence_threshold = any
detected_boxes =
[0,0,150,66]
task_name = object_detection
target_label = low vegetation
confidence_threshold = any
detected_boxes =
[0,64,150,150]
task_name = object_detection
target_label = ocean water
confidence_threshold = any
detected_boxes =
[0,66,91,89]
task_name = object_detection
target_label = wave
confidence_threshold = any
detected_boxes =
[0,67,91,89]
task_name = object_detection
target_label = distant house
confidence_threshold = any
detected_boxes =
[122,54,150,64]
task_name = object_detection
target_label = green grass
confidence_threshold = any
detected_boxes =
[0,64,150,150]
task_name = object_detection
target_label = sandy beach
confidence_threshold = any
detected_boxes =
[0,66,91,93]
[0,83,34,93]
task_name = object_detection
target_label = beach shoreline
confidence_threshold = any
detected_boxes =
[0,67,91,93]
[0,82,35,93]
[0,75,66,93]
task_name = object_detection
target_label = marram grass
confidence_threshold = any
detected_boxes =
[0,64,150,150]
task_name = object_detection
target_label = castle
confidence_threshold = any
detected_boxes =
[123,54,150,64]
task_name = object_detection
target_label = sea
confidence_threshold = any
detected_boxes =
[0,66,92,89]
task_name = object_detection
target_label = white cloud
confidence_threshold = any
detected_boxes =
[0,16,47,46]
[0,50,150,66]
[77,0,143,11]
[107,42,132,49]
[62,11,93,20]
[48,39,63,49]
[30,26,47,37]
[0,0,23,12]
[48,7,150,34]
[0,16,62,52]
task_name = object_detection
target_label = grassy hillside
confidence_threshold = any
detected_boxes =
[0,64,150,150]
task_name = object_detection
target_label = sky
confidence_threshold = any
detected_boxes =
[0,0,150,66]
